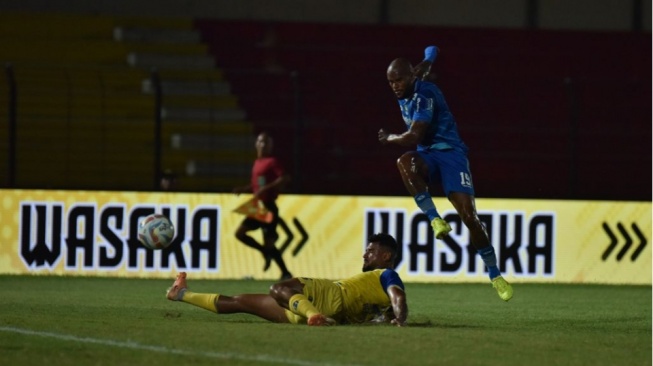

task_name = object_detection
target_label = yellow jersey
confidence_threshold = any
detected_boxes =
[336,268,405,324]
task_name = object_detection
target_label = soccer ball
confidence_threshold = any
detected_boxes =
[137,214,175,250]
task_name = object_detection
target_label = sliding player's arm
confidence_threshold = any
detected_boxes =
[387,285,408,327]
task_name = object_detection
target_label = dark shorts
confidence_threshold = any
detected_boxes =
[417,148,475,196]
[241,200,279,241]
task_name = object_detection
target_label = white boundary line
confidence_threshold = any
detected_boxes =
[0,326,361,366]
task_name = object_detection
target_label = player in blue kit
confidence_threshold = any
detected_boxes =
[378,46,513,301]
[166,233,408,326]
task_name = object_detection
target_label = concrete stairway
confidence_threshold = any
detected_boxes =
[0,13,153,189]
[0,13,254,191]
[116,22,254,191]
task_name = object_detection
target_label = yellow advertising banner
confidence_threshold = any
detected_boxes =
[0,189,650,284]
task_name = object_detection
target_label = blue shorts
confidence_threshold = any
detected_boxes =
[417,149,475,196]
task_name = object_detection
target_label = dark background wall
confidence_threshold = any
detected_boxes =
[2,0,651,31]
[197,20,650,200]
[1,1,650,200]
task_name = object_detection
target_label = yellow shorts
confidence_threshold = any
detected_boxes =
[284,278,344,324]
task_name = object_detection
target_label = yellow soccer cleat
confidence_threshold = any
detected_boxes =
[491,276,513,301]
[431,218,452,239]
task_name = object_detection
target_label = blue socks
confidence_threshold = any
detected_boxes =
[414,192,440,221]
[477,246,501,279]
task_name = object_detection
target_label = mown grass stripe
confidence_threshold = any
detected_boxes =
[0,326,360,366]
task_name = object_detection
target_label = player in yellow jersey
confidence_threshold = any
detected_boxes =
[166,233,408,326]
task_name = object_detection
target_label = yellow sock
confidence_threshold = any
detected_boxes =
[181,290,219,313]
[288,294,320,318]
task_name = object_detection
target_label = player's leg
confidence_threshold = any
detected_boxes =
[439,153,496,270]
[261,202,292,279]
[263,234,292,280]
[396,151,429,195]
[396,151,451,239]
[447,192,497,265]
[235,218,269,268]
[439,152,513,301]
[448,192,513,301]
[217,294,290,323]
[166,272,290,323]
[269,278,335,326]
[447,192,490,249]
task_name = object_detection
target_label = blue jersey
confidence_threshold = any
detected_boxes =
[398,80,468,154]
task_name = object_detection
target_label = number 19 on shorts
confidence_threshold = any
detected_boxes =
[459,172,472,188]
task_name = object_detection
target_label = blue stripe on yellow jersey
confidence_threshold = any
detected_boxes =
[336,268,404,324]
[398,79,468,154]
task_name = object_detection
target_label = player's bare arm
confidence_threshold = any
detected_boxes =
[387,285,408,327]
[378,121,428,147]
[255,174,291,199]
[412,45,438,80]
[412,60,432,80]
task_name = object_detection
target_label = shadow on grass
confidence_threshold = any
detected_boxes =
[163,314,483,329]
[353,319,482,328]
[411,320,483,329]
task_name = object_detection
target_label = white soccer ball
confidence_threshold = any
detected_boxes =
[137,214,175,250]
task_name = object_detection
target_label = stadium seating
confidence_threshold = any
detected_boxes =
[0,14,148,189]
[0,13,254,191]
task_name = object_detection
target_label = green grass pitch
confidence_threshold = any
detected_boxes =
[0,275,650,366]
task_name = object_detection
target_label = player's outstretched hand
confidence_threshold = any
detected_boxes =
[378,129,389,144]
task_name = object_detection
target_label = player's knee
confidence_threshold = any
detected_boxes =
[269,279,301,307]
[269,283,288,306]
[235,228,247,239]
[395,156,403,167]
[396,152,416,169]
[396,153,410,166]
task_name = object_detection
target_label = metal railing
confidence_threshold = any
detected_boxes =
[5,63,17,188]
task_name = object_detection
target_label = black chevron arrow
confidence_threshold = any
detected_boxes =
[615,223,632,261]
[277,217,309,256]
[629,223,647,261]
[602,222,648,262]
[291,218,309,256]
[601,222,618,260]
[277,217,294,254]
